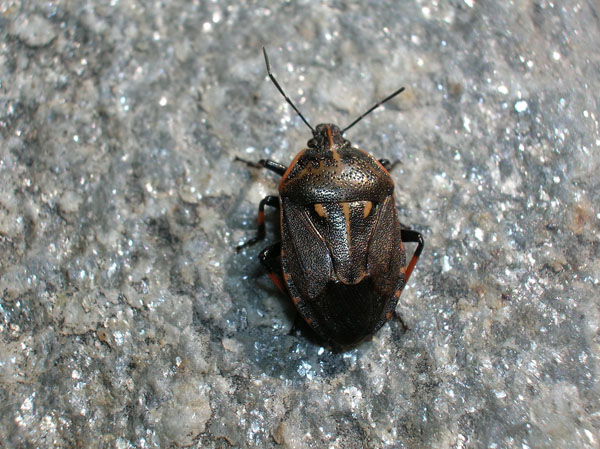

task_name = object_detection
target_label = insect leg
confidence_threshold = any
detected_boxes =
[379,159,392,170]
[235,156,287,176]
[259,242,285,293]
[378,159,401,172]
[288,313,303,336]
[400,228,424,284]
[236,196,280,252]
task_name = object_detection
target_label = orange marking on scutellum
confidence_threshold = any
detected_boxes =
[386,312,393,320]
[314,203,328,218]
[363,200,373,218]
[394,289,402,298]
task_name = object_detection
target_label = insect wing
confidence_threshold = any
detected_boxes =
[280,198,333,302]
[367,195,406,295]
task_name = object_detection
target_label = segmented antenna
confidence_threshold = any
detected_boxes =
[263,47,315,134]
[342,86,405,134]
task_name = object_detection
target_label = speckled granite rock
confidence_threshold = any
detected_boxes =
[1,1,599,448]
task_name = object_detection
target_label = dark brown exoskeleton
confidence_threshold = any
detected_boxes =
[236,48,424,347]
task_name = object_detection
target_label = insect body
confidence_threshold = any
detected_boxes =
[237,48,424,347]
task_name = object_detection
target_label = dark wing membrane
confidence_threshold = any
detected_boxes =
[308,278,389,346]
[280,198,333,301]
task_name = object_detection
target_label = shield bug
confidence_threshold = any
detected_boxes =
[236,48,424,347]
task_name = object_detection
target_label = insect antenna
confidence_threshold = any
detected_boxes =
[262,47,315,134]
[341,86,405,134]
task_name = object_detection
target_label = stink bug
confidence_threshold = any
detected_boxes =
[236,48,424,347]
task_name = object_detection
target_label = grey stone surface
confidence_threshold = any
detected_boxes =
[1,1,599,448]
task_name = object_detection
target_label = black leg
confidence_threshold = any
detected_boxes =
[288,312,304,336]
[236,196,280,252]
[379,159,391,170]
[235,157,287,176]
[379,159,401,172]
[259,242,285,293]
[258,242,281,271]
[400,228,424,284]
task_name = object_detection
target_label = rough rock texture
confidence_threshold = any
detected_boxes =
[1,1,599,448]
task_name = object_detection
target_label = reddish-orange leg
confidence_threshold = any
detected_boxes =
[400,228,424,283]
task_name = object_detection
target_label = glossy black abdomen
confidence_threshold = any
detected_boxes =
[311,278,389,346]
